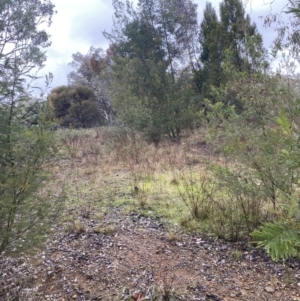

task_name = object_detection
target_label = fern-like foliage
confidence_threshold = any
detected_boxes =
[251,222,300,261]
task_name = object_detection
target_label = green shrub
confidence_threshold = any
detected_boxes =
[251,222,300,261]
[204,70,300,243]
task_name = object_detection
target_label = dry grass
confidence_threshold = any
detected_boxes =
[53,126,274,240]
[54,127,212,228]
[93,225,117,235]
[2,126,293,300]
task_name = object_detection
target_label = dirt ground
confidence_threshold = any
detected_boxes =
[2,207,299,301]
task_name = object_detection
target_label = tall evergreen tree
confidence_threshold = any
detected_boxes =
[196,0,266,103]
[220,0,264,72]
[195,2,222,97]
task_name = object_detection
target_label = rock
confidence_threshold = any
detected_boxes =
[132,290,142,299]
[265,286,275,293]
[47,270,54,276]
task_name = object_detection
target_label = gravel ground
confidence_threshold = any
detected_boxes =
[1,208,300,301]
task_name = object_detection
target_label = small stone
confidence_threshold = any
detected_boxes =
[265,286,275,293]
[72,295,77,299]
[55,264,64,272]
[132,290,141,297]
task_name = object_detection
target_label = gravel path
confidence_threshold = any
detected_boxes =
[1,208,300,301]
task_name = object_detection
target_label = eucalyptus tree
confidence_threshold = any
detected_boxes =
[0,0,62,254]
[104,0,199,143]
[68,47,115,124]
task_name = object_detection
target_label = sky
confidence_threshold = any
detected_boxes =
[40,0,288,90]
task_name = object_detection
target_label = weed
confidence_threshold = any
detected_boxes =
[80,201,91,219]
[175,173,214,220]
[93,225,116,235]
[178,215,203,233]
[73,219,86,234]
[166,231,181,242]
[158,266,178,301]
[94,212,105,220]
[132,184,150,209]
[170,178,179,185]
[230,249,243,260]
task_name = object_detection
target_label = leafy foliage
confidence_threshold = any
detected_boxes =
[286,1,300,16]
[195,0,267,103]
[0,0,63,254]
[68,47,115,124]
[251,222,300,261]
[197,55,300,242]
[48,85,103,128]
[0,119,62,253]
[104,0,199,143]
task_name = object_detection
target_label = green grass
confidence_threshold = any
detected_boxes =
[53,127,284,240]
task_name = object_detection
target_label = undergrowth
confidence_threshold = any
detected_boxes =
[55,126,300,256]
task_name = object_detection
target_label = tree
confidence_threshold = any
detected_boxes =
[194,2,222,98]
[247,0,300,262]
[104,0,199,143]
[260,1,300,59]
[48,85,102,128]
[195,0,266,104]
[0,0,63,254]
[68,47,115,124]
[220,0,265,72]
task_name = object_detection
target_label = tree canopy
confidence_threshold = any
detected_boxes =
[68,47,115,124]
[194,0,267,104]
[103,0,199,143]
[48,85,103,128]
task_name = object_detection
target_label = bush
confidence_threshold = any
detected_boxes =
[48,85,104,128]
[203,70,300,242]
[0,0,64,254]
[0,112,64,254]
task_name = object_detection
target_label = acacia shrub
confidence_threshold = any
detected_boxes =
[203,70,300,240]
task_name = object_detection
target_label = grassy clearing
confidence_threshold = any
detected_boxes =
[54,126,285,240]
[54,127,214,234]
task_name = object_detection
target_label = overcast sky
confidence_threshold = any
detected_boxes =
[40,0,287,90]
